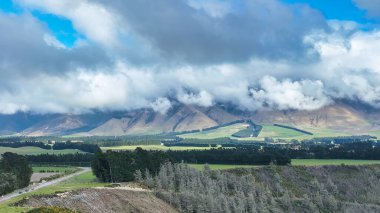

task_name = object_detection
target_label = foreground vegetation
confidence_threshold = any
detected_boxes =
[0,153,32,195]
[0,171,107,213]
[140,163,380,212]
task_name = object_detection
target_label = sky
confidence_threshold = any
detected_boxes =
[1,0,380,114]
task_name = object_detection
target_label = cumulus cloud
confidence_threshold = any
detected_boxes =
[94,0,327,64]
[150,98,172,115]
[0,12,110,80]
[354,0,380,19]
[250,76,331,110]
[2,1,380,115]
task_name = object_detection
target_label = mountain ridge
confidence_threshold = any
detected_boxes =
[1,102,380,136]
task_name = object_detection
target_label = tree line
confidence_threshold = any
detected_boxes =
[166,148,291,165]
[52,141,101,153]
[285,142,380,160]
[26,153,95,166]
[92,148,170,182]
[91,147,290,183]
[0,152,32,195]
[0,141,50,149]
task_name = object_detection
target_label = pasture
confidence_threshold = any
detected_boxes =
[0,146,86,155]
[291,159,380,166]
[190,159,380,170]
[178,123,248,139]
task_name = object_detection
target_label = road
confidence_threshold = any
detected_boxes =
[0,167,91,204]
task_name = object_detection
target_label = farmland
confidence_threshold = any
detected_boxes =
[0,146,86,155]
[291,159,380,166]
[179,123,248,139]
[190,159,380,170]
[178,122,351,141]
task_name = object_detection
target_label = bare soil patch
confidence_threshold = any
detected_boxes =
[17,188,178,213]
[30,173,59,183]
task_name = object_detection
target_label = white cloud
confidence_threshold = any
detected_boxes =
[150,98,172,114]
[178,90,214,107]
[250,76,331,110]
[43,34,67,49]
[3,2,380,114]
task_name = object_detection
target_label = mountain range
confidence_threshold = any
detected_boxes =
[1,101,379,136]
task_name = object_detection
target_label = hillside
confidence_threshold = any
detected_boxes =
[1,102,380,136]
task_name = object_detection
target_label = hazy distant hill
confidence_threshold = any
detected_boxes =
[1,101,380,136]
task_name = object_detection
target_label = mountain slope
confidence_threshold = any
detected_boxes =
[1,102,380,136]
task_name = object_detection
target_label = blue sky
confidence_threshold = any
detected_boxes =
[282,0,368,22]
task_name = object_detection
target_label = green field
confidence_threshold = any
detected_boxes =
[256,125,308,140]
[179,123,248,139]
[0,146,86,155]
[190,160,380,170]
[101,145,218,151]
[32,166,78,173]
[0,171,107,213]
[291,159,380,166]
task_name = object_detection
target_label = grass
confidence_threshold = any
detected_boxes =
[32,166,77,173]
[0,146,86,155]
[190,159,380,170]
[178,123,248,139]
[0,171,107,213]
[257,125,307,139]
[101,145,217,151]
[291,159,380,166]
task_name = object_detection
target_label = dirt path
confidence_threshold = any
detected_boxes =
[0,167,91,204]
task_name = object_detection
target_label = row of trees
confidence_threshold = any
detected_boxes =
[0,141,50,149]
[26,153,95,166]
[92,148,170,182]
[52,142,101,153]
[0,152,32,195]
[166,148,291,165]
[283,142,380,160]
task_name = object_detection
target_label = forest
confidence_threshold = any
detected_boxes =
[139,162,380,213]
[166,148,290,165]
